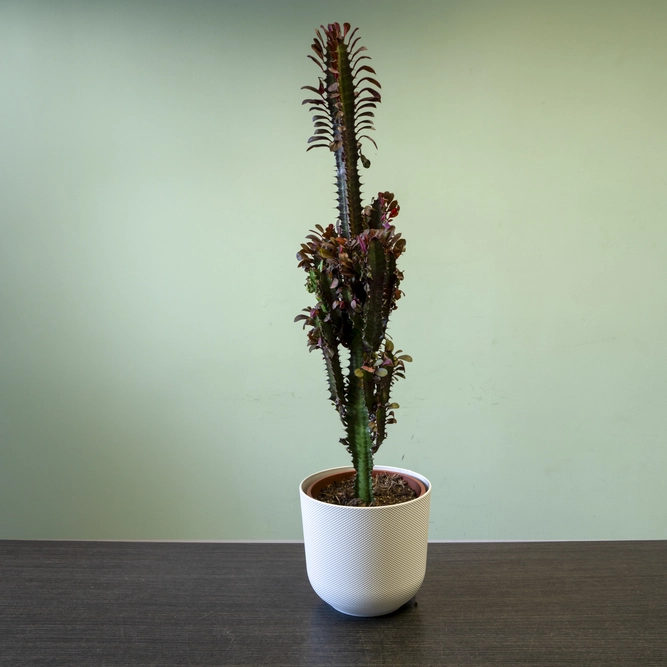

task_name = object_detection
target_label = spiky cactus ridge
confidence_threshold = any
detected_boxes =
[296,23,411,505]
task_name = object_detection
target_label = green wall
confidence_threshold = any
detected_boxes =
[1,0,666,540]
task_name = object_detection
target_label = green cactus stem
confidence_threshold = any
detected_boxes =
[296,23,411,505]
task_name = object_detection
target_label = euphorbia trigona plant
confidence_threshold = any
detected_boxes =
[296,23,411,505]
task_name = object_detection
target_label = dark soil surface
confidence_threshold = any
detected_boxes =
[315,472,418,506]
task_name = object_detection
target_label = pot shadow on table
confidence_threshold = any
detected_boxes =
[297,596,428,666]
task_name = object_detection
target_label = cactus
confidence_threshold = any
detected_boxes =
[295,23,411,505]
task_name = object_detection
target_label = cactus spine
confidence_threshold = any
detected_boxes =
[296,23,411,504]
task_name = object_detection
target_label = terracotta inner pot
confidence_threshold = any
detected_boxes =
[306,469,426,501]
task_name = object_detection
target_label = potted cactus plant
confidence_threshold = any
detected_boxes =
[296,22,431,617]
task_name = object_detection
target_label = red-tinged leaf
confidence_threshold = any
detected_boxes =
[351,55,372,67]
[356,76,382,89]
[348,36,362,53]
[302,98,325,106]
[361,365,374,373]
[343,22,351,36]
[315,224,324,232]
[307,55,325,71]
[356,111,375,119]
[306,144,327,151]
[350,45,368,59]
[360,135,378,149]
[294,314,309,322]
[357,87,381,100]
[327,82,339,92]
[301,85,323,95]
[354,64,377,76]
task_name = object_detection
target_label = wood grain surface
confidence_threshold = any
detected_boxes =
[1,541,665,666]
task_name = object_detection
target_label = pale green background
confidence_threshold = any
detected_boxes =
[1,0,666,540]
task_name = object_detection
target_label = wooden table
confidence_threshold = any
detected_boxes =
[1,540,665,665]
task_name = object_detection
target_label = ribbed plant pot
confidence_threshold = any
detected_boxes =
[299,465,431,617]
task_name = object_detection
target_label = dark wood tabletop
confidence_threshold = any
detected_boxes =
[1,540,665,666]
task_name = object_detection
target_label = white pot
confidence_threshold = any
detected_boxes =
[299,465,431,617]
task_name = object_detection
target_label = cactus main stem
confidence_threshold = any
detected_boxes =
[336,41,364,236]
[347,331,374,504]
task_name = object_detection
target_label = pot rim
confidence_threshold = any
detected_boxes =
[300,465,431,508]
